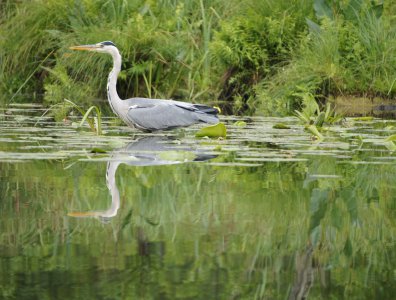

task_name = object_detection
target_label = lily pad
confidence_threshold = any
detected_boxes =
[273,123,290,129]
[195,122,227,138]
[91,148,107,153]
[234,121,247,127]
[351,116,374,121]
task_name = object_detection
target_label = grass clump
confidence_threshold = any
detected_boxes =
[64,99,102,135]
[0,0,237,110]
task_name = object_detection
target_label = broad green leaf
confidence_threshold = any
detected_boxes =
[80,105,96,126]
[234,121,247,127]
[307,125,324,140]
[314,112,326,127]
[195,122,227,138]
[343,0,363,21]
[370,3,383,19]
[295,110,310,123]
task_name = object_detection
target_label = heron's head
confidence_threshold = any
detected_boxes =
[69,41,117,54]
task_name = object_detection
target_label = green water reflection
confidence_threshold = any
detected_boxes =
[1,106,396,299]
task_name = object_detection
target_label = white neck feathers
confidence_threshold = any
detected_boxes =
[106,47,124,115]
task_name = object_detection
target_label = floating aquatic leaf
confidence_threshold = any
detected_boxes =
[351,116,374,121]
[234,121,247,127]
[91,148,107,153]
[273,123,290,129]
[195,122,227,138]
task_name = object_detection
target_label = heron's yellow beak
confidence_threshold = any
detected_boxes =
[69,44,99,51]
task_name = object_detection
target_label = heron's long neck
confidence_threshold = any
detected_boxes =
[107,50,124,115]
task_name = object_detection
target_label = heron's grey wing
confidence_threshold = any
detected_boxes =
[170,100,219,115]
[126,102,204,131]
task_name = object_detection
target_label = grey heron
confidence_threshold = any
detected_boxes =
[69,41,219,131]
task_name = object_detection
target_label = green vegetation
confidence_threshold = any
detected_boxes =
[195,122,227,138]
[258,0,396,115]
[0,0,395,116]
[64,99,103,135]
[294,90,342,139]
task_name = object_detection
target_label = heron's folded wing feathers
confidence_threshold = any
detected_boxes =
[126,102,202,131]
[173,102,219,115]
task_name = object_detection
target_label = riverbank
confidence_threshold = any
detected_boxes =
[332,96,396,117]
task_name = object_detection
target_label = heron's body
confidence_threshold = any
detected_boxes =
[70,41,219,131]
[114,97,219,132]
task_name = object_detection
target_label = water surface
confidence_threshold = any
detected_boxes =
[1,104,396,299]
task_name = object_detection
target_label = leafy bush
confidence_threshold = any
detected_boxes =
[256,0,396,115]
[210,0,312,113]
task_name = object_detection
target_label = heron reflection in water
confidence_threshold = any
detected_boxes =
[68,136,216,221]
